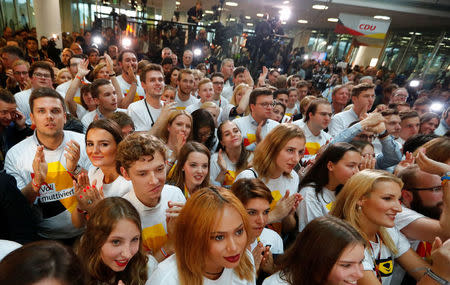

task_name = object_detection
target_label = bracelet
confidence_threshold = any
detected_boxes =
[425,268,449,285]
[31,178,41,190]
[77,208,88,215]
[75,75,83,81]
[160,247,169,258]
[441,175,450,182]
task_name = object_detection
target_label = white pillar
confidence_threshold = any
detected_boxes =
[34,0,63,48]
[352,46,382,67]
[162,0,176,21]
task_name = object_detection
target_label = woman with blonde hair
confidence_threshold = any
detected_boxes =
[413,136,450,164]
[155,109,193,166]
[223,83,252,121]
[148,187,255,285]
[330,169,447,284]
[236,124,305,233]
[77,197,152,285]
[55,68,72,85]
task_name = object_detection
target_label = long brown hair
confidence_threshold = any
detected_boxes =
[175,187,254,285]
[276,216,365,285]
[217,120,250,174]
[76,197,148,285]
[253,123,305,180]
[169,141,211,193]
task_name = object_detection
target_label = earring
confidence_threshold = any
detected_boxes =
[357,205,362,211]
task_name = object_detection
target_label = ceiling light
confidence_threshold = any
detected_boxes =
[245,16,251,19]
[312,4,328,10]
[374,15,390,20]
[415,32,422,35]
[409,32,414,35]
[175,1,180,5]
[279,8,291,21]
[298,19,308,24]
[205,10,214,14]
[327,18,338,22]
[311,30,317,32]
[282,21,286,25]
[247,23,253,26]
[229,18,236,21]
[283,0,290,3]
[256,13,264,17]
[225,2,238,7]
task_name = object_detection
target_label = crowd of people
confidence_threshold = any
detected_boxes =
[0,23,450,285]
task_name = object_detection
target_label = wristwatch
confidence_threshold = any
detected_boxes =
[425,268,449,285]
[72,165,82,176]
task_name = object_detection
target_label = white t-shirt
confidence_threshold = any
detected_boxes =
[123,184,186,255]
[284,106,298,117]
[297,185,335,232]
[175,92,199,110]
[4,131,91,239]
[262,272,288,285]
[14,88,36,125]
[235,168,299,212]
[299,124,332,163]
[116,74,146,103]
[233,116,279,151]
[362,227,411,285]
[0,240,22,261]
[81,108,127,132]
[210,152,253,188]
[148,251,255,285]
[87,167,132,198]
[249,228,283,254]
[127,99,162,131]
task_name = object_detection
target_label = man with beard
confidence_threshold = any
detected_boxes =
[394,164,450,283]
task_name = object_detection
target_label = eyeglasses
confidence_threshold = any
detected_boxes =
[13,71,28,76]
[33,72,52,79]
[407,185,442,192]
[212,81,224,85]
[256,102,276,109]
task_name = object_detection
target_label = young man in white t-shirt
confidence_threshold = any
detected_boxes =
[175,69,198,110]
[116,49,145,108]
[81,78,126,132]
[5,87,91,241]
[117,132,186,262]
[128,64,165,131]
[233,87,279,151]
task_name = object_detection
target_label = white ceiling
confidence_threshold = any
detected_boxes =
[157,0,450,30]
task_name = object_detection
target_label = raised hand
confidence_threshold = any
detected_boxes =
[32,145,48,189]
[77,59,90,79]
[64,140,81,173]
[217,149,227,172]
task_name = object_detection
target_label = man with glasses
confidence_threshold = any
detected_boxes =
[390,87,409,104]
[0,88,32,170]
[6,59,31,94]
[14,61,55,125]
[395,164,450,284]
[210,72,229,108]
[233,87,279,151]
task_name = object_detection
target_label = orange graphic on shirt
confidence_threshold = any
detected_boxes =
[223,170,236,186]
[142,223,168,254]
[243,133,256,146]
[39,161,77,213]
[125,89,143,102]
[325,201,334,211]
[304,142,321,155]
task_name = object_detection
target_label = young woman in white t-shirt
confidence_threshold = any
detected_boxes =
[263,216,365,285]
[77,197,153,285]
[211,120,251,188]
[72,119,132,227]
[169,141,210,199]
[297,142,361,232]
[156,109,193,169]
[235,124,305,233]
[331,169,446,285]
[231,178,284,281]
[148,187,255,285]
